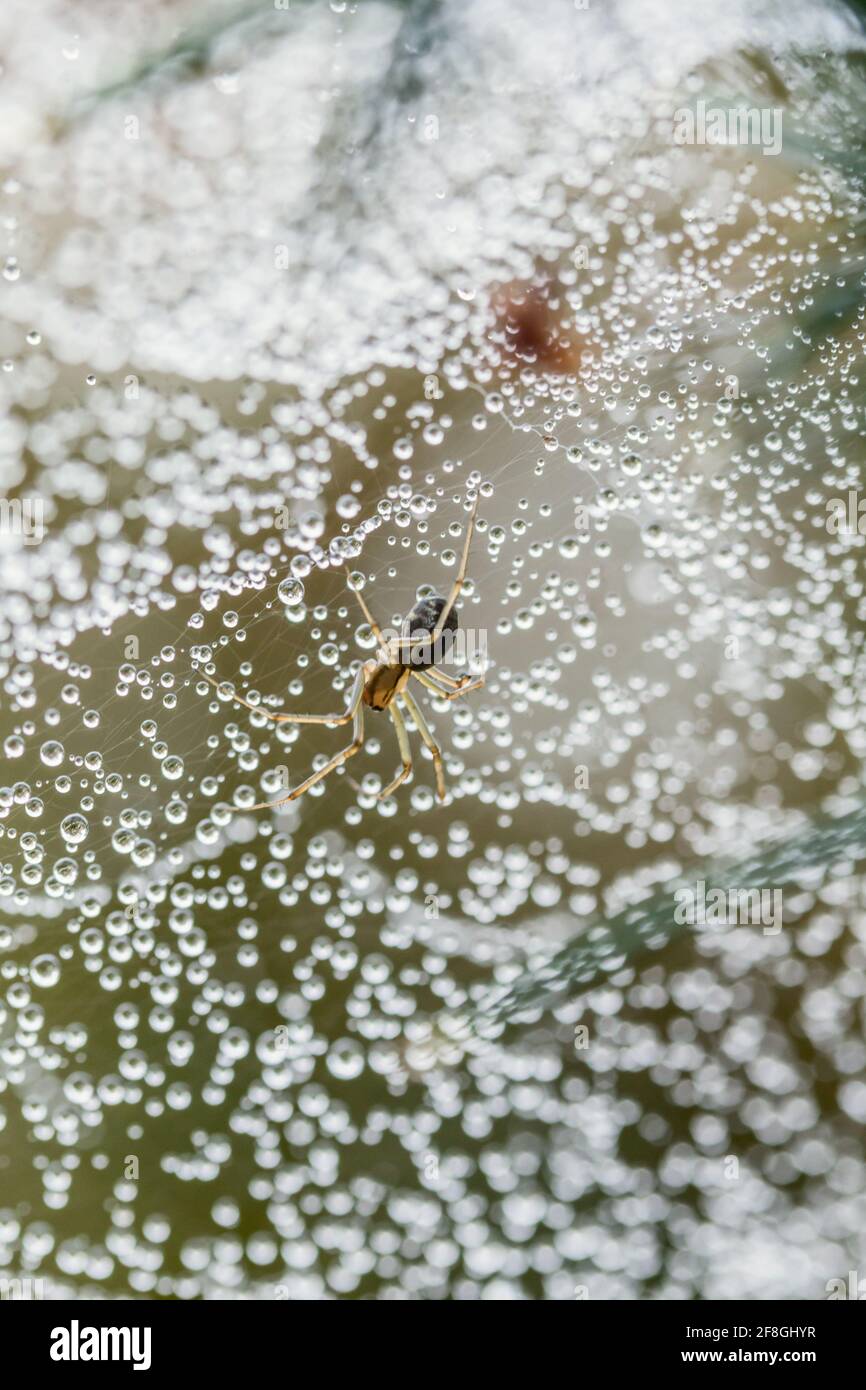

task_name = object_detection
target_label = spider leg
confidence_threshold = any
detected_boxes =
[203,665,365,725]
[345,570,390,655]
[401,688,447,802]
[427,492,480,649]
[246,695,366,810]
[378,701,413,799]
[413,670,485,701]
[427,667,469,689]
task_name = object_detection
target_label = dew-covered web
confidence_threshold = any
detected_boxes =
[1,0,866,1299]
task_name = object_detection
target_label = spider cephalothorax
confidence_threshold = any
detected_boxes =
[401,595,458,671]
[205,493,484,804]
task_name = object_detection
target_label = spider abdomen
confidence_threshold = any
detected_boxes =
[402,595,458,671]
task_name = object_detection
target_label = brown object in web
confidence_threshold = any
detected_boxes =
[491,280,589,374]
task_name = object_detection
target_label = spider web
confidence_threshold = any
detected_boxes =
[0,0,865,1301]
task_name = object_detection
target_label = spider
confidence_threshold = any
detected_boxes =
[204,493,484,807]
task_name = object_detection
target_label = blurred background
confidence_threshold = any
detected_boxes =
[0,0,864,1299]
